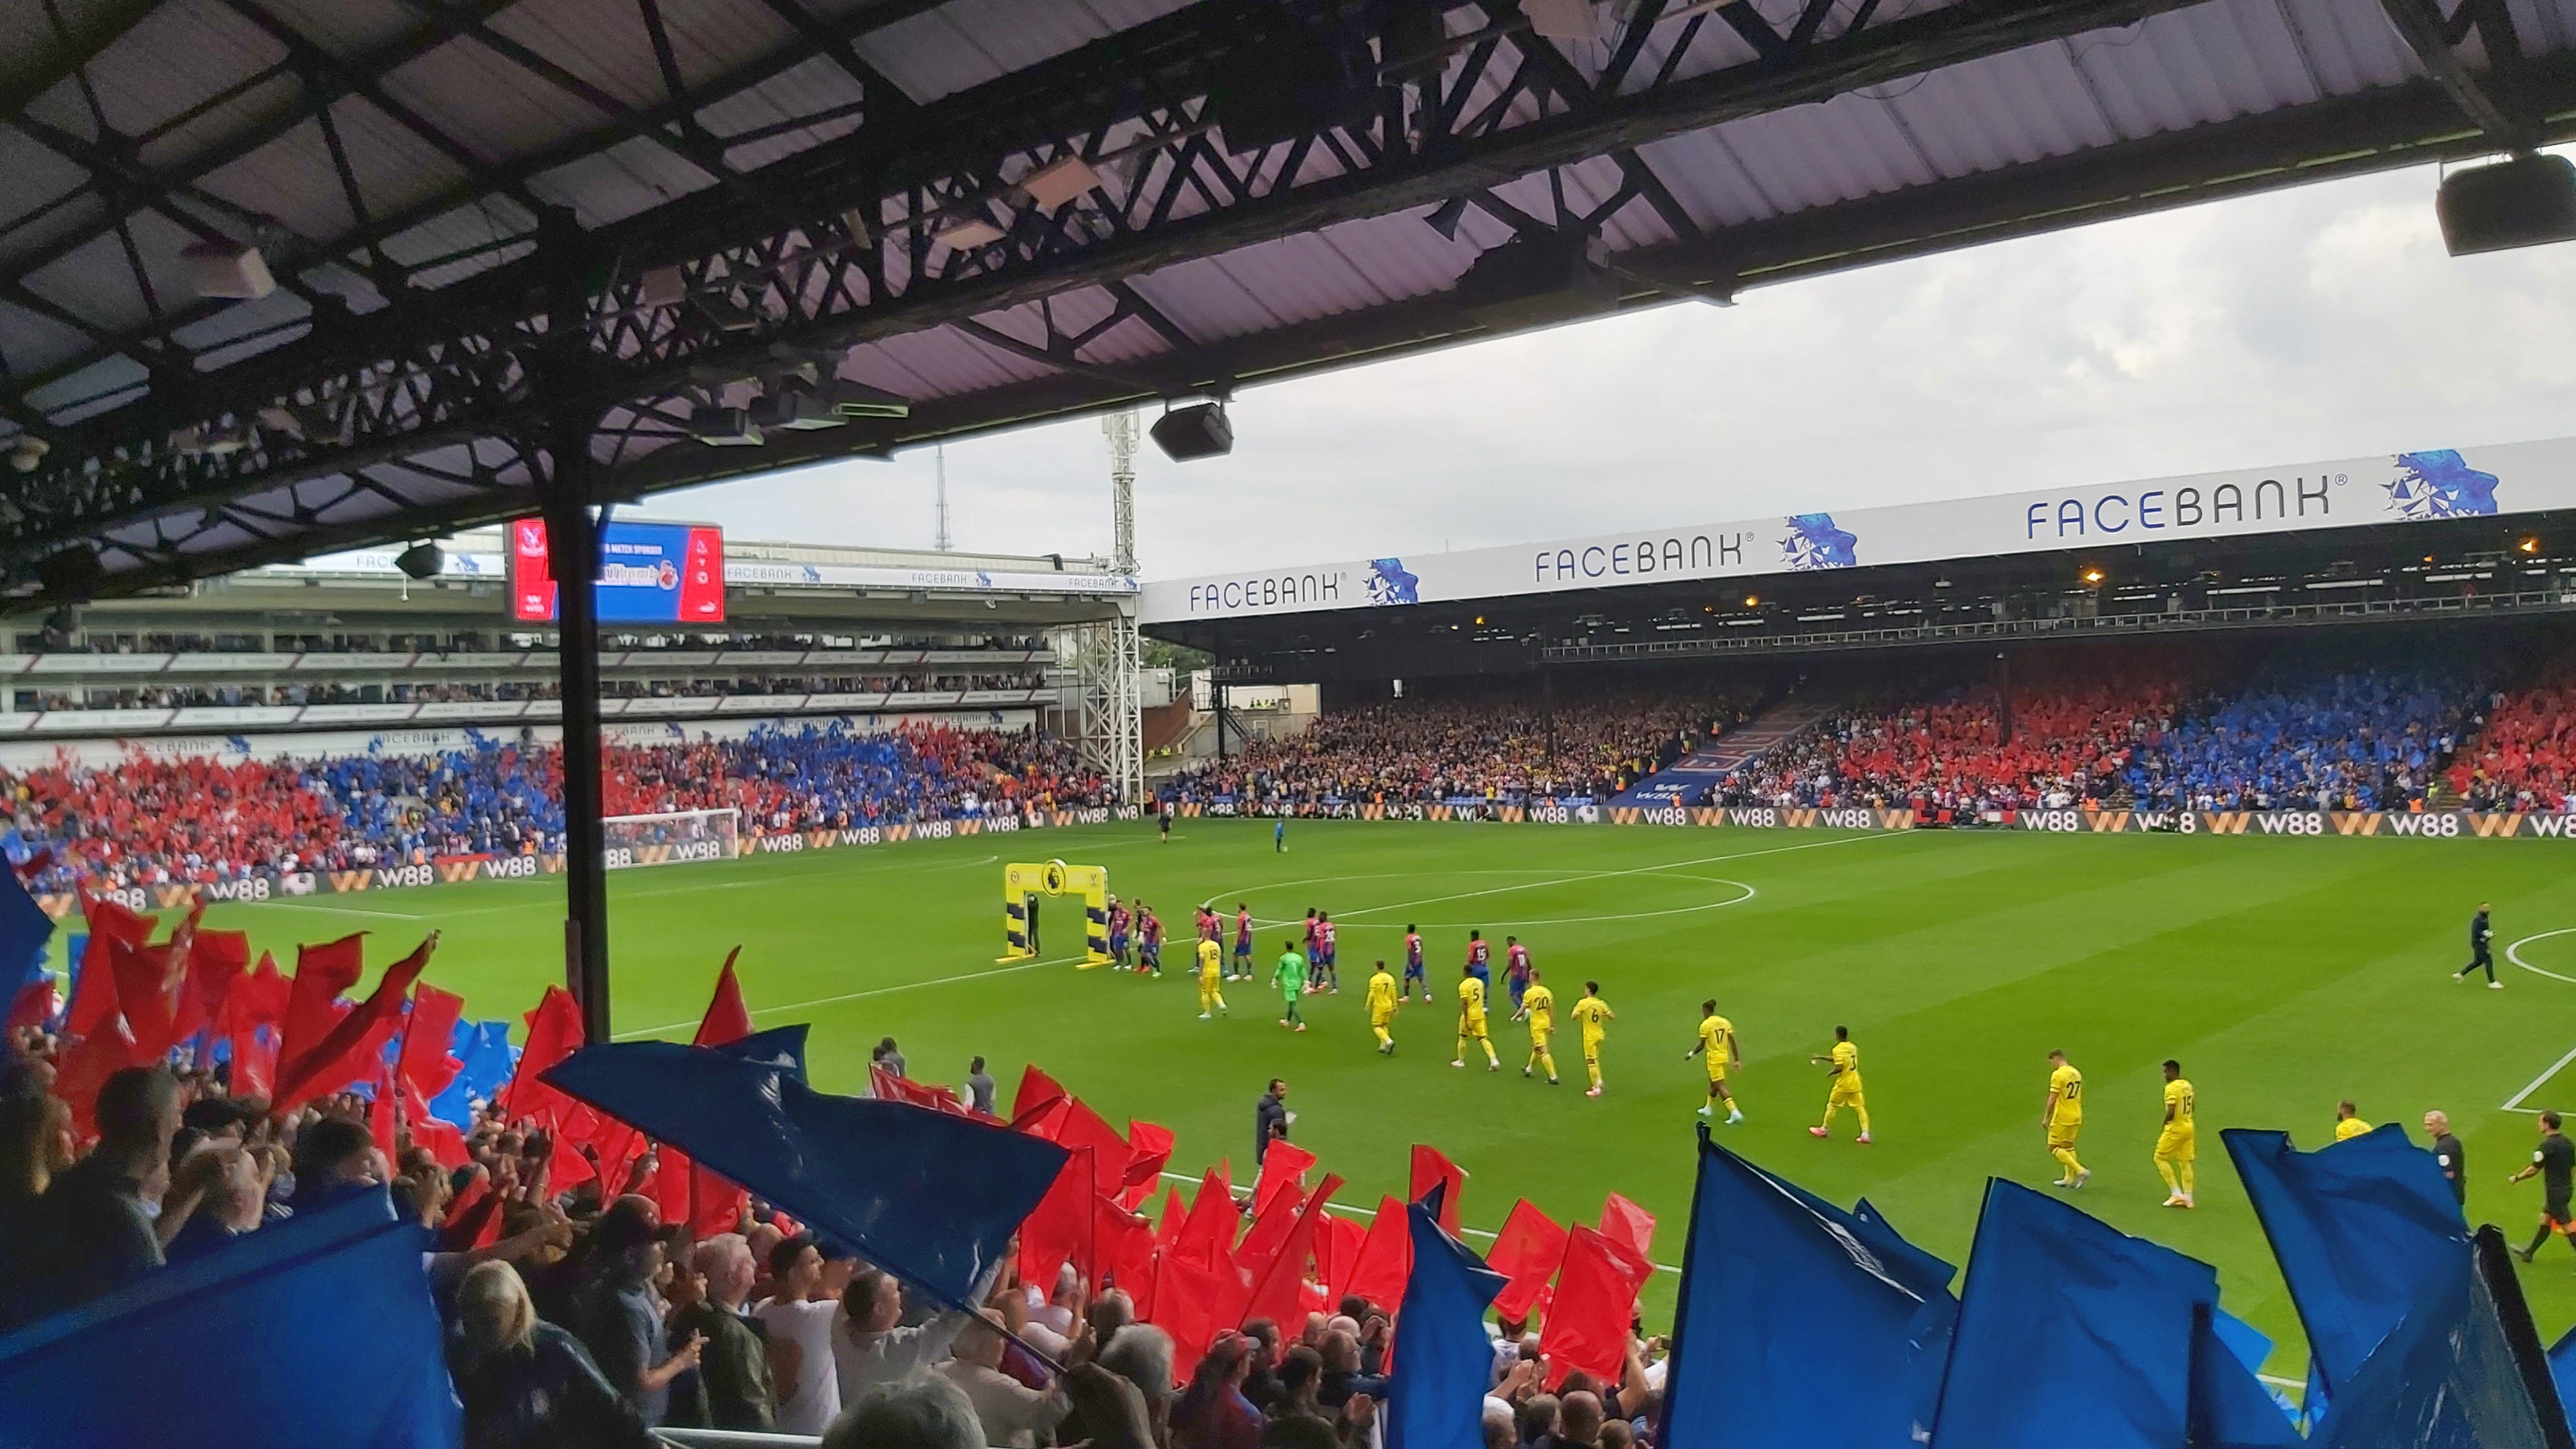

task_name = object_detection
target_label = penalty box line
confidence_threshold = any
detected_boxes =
[2503,930,2576,1114]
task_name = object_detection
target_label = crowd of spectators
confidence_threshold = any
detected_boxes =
[1172,690,1758,806]
[1,722,1105,891]
[0,1036,1671,1449]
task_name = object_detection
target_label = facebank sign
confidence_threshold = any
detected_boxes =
[1143,439,2575,624]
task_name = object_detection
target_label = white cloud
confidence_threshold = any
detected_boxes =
[632,151,2576,576]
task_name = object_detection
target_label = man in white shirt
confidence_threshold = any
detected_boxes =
[943,1310,1071,1448]
[750,1234,841,1436]
[833,1266,969,1407]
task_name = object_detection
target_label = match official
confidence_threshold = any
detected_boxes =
[2424,1110,2465,1207]
[2456,901,2499,988]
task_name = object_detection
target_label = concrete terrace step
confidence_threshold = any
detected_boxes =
[1609,699,1836,808]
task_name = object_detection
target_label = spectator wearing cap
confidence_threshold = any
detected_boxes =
[1,1065,178,1327]
[668,1233,776,1430]
[754,1231,843,1436]
[573,1195,702,1425]
[1175,1331,1264,1449]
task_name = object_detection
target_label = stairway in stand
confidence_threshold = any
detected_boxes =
[1609,698,1837,808]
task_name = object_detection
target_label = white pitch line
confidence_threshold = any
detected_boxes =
[1154,1169,1682,1274]
[610,951,1090,1040]
[239,899,432,921]
[2501,931,2576,1113]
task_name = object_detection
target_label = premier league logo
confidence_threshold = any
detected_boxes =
[1780,514,1858,570]
[2384,450,2499,519]
[1365,558,1420,605]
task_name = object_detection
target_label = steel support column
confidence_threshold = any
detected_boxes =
[541,420,614,1043]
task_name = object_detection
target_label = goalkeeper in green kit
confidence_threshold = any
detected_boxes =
[1275,939,1308,1033]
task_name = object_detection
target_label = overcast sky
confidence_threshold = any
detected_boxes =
[631,148,2576,580]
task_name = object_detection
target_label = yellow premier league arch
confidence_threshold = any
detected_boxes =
[1002,859,1111,967]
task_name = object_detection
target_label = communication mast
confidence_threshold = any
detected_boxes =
[933,443,953,551]
[1076,410,1144,806]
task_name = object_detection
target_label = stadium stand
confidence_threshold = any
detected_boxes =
[2450,663,2576,811]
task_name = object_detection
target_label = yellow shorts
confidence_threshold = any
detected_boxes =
[1828,1082,1864,1105]
[1529,1029,1551,1049]
[2154,1129,2195,1162]
[1371,1011,1394,1029]
[2048,1123,2083,1151]
[1706,1062,1728,1084]
[1461,1019,1488,1039]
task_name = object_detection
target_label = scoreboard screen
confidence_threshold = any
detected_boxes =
[510,518,725,624]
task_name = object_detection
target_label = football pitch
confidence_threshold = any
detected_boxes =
[201,818,2576,1374]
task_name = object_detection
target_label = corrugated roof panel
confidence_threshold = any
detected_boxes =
[380,33,611,162]
[1628,127,1781,229]
[197,121,357,241]
[0,302,95,380]
[1301,213,1478,302]
[0,128,96,236]
[2274,0,2423,95]
[528,135,722,227]
[20,215,184,340]
[702,54,868,170]
[1885,44,2114,177]
[1120,250,1286,344]
[2517,0,2575,53]
[254,0,418,59]
[378,197,538,272]
[647,0,805,89]
[22,354,145,420]
[84,3,285,142]
[848,0,1193,105]
[1220,231,1392,321]
[1075,310,1176,367]
[323,95,483,224]
[169,288,309,355]
[486,0,668,114]
[867,323,1057,396]
[1704,96,1927,216]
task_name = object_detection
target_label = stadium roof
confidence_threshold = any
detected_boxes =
[7,0,2576,604]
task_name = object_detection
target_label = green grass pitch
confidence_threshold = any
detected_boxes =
[195,818,2576,1377]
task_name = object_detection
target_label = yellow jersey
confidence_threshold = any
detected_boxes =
[2334,1117,2372,1142]
[1829,1039,1860,1088]
[2047,1064,2084,1126]
[1521,983,1555,1034]
[1697,1015,1733,1068]
[2162,1078,2194,1131]
[1571,995,1611,1040]
[1366,971,1398,1018]
[1197,939,1223,983]
[1458,976,1487,1023]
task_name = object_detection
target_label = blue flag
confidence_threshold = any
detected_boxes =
[2221,1125,2469,1399]
[2312,1230,2562,1449]
[0,1188,458,1448]
[430,1020,516,1125]
[0,866,51,1009]
[1931,1179,2209,1448]
[1388,1196,1507,1449]
[1663,1129,1955,1448]
[543,1039,1064,1310]
[714,1023,809,1079]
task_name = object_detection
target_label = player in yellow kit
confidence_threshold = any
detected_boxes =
[1512,969,1558,1085]
[1366,960,1400,1055]
[1809,1025,1869,1143]
[2044,1050,2089,1189]
[2333,1100,2372,1141]
[1685,1000,1744,1124]
[1452,964,1499,1071]
[2155,1059,2195,1208]
[1570,981,1614,1098]
[1196,936,1227,1020]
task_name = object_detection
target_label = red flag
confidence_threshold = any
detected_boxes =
[4,977,56,1034]
[871,1065,969,1114]
[172,927,250,1048]
[1255,1140,1317,1216]
[1340,1196,1413,1312]
[1121,1120,1176,1209]
[1055,1098,1130,1199]
[1175,1164,1238,1266]
[1233,1175,1303,1282]
[1316,1211,1369,1303]
[1538,1225,1652,1388]
[438,1172,506,1251]
[1147,1246,1232,1383]
[1239,1174,1342,1330]
[1409,1144,1468,1234]
[499,985,583,1126]
[1018,1145,1094,1289]
[272,935,435,1115]
[1598,1192,1657,1264]
[398,985,467,1105]
[368,1062,399,1165]
[1153,1187,1188,1249]
[222,953,287,1101]
[274,933,366,1084]
[692,947,753,1045]
[1010,1064,1069,1127]
[1486,1200,1569,1323]
[1097,1192,1157,1298]
[66,892,152,1038]
[52,1016,138,1138]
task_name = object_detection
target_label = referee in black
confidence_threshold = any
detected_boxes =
[2455,901,2499,988]
[2423,1110,2466,1208]
[2511,1110,2576,1262]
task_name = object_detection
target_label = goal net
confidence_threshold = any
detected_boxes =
[601,809,741,870]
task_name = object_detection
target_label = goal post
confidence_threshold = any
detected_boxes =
[1002,859,1110,967]
[601,809,741,870]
